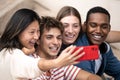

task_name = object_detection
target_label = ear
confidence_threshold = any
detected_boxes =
[82,22,87,32]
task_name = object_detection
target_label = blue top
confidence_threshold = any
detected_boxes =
[61,33,120,80]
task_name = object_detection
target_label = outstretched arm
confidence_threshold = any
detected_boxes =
[106,31,120,43]
[76,69,102,80]
[38,45,85,71]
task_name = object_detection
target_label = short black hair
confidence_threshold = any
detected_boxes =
[86,6,110,23]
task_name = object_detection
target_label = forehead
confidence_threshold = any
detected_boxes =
[60,15,79,23]
[88,13,109,23]
[43,28,61,36]
[26,21,39,29]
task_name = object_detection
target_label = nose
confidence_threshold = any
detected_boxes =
[67,26,73,33]
[53,38,59,44]
[34,32,40,40]
[96,26,101,33]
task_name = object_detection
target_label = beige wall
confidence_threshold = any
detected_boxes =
[34,0,120,60]
[0,0,120,36]
[0,0,34,36]
[35,0,120,30]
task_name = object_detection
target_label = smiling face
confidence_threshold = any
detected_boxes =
[38,28,62,59]
[86,13,110,45]
[18,20,40,53]
[60,15,81,45]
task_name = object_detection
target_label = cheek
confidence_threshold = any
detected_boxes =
[19,34,33,48]
[103,30,110,36]
[77,29,80,34]
[42,40,49,47]
[21,37,30,45]
[19,30,30,40]
[74,28,81,35]
[59,40,62,45]
[18,34,26,45]
[62,30,66,36]
[86,27,93,33]
[64,27,68,32]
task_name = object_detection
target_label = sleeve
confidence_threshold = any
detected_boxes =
[64,65,81,80]
[105,47,120,80]
[10,49,43,79]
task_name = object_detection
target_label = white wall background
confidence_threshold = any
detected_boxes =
[35,0,120,30]
[0,0,120,34]
[34,0,120,59]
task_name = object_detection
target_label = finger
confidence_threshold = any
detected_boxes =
[71,47,84,57]
[62,45,75,53]
[72,62,80,65]
[74,52,85,61]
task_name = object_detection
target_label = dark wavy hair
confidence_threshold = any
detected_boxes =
[40,16,63,38]
[0,8,41,51]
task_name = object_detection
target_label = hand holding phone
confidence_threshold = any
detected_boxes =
[72,45,99,61]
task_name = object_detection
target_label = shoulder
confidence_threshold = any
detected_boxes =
[0,48,23,56]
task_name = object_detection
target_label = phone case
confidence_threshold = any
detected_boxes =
[72,45,99,61]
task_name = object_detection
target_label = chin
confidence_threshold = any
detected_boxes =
[68,40,75,44]
[92,42,101,45]
[51,53,58,56]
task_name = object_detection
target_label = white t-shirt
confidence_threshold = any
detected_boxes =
[0,48,43,80]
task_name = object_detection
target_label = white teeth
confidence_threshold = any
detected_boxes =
[94,35,102,39]
[66,34,74,38]
[31,40,36,44]
[50,47,58,51]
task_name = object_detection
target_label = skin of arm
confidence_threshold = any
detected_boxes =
[106,31,120,43]
[38,45,85,71]
[76,69,102,80]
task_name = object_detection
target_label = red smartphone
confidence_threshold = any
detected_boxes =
[72,45,99,61]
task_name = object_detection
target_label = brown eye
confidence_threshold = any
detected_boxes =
[89,23,97,27]
[73,24,79,28]
[30,31,35,34]
[63,23,68,28]
[101,24,109,29]
[57,35,62,41]
[46,36,52,40]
